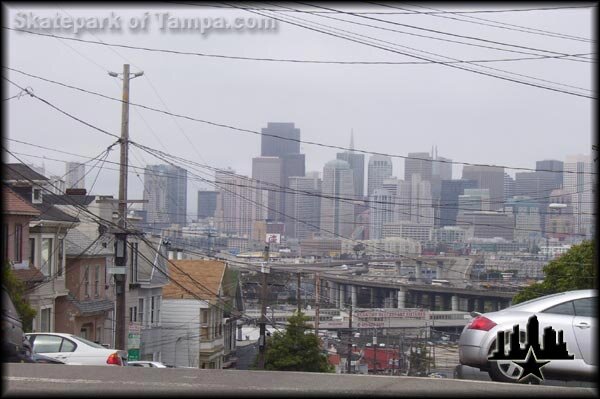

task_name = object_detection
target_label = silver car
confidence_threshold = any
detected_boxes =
[458,289,596,383]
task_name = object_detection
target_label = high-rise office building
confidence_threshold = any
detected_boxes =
[369,188,395,239]
[431,146,452,181]
[503,196,542,243]
[197,190,218,219]
[367,155,393,196]
[395,175,434,226]
[536,159,564,189]
[563,154,594,238]
[65,162,85,189]
[336,131,365,199]
[286,173,322,239]
[458,188,491,213]
[214,168,267,237]
[261,122,300,157]
[320,160,354,238]
[461,165,504,210]
[504,173,515,201]
[439,179,478,227]
[252,156,284,222]
[405,152,433,182]
[545,188,574,240]
[143,164,188,230]
[260,122,305,224]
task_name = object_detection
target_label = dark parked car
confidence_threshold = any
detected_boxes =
[1,285,33,363]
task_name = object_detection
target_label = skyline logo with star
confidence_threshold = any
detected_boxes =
[488,315,574,382]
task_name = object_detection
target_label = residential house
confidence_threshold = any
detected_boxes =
[33,188,117,346]
[4,164,79,332]
[125,233,170,362]
[161,259,243,368]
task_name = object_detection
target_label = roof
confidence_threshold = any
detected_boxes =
[325,159,350,169]
[42,194,97,207]
[162,259,226,302]
[2,186,41,216]
[65,229,112,257]
[30,201,80,223]
[66,294,114,315]
[4,163,48,182]
[13,266,45,284]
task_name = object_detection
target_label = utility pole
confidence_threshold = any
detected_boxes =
[257,244,270,369]
[110,64,143,352]
[373,330,378,375]
[115,63,130,352]
[296,272,302,313]
[314,273,320,336]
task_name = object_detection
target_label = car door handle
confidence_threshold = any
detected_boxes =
[575,322,590,329]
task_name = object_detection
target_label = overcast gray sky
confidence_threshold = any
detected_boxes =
[5,3,595,218]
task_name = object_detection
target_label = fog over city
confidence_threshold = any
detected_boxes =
[5,3,594,218]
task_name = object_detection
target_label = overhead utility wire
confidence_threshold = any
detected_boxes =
[5,27,591,66]
[291,1,593,62]
[251,1,593,93]
[5,66,595,176]
[219,2,595,99]
[182,3,596,14]
[251,1,595,65]
[365,1,594,43]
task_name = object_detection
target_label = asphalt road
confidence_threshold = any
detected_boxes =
[2,364,597,397]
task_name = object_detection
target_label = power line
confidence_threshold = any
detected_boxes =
[6,26,592,66]
[5,66,594,176]
[366,2,594,43]
[290,1,593,62]
[216,2,595,99]
[248,1,593,94]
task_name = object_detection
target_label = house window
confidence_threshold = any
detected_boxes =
[28,238,35,266]
[156,296,161,325]
[201,309,208,324]
[40,308,52,332]
[57,239,64,276]
[84,266,90,298]
[138,298,144,325]
[150,296,155,324]
[129,306,137,322]
[41,238,53,276]
[32,188,42,204]
[14,224,23,262]
[94,266,100,297]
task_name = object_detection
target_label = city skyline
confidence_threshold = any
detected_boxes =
[5,5,593,214]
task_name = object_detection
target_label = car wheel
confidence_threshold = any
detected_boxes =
[487,341,522,383]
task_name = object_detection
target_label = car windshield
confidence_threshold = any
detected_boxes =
[71,335,108,349]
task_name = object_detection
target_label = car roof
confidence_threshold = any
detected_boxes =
[508,289,597,312]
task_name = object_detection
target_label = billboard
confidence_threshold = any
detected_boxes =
[266,234,281,244]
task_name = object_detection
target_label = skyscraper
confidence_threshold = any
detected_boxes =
[320,160,354,238]
[143,164,188,230]
[367,155,393,196]
[336,130,365,199]
[440,179,478,227]
[563,154,594,238]
[65,162,85,189]
[197,190,218,219]
[252,156,284,222]
[261,122,301,157]
[504,173,515,201]
[405,152,433,182]
[536,159,564,189]
[260,122,305,225]
[369,188,395,239]
[286,173,322,239]
[461,165,505,210]
[214,168,267,237]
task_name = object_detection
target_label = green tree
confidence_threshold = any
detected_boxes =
[260,311,333,372]
[2,262,36,332]
[513,240,596,304]
[407,342,433,376]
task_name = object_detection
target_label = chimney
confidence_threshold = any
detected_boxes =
[66,188,87,195]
